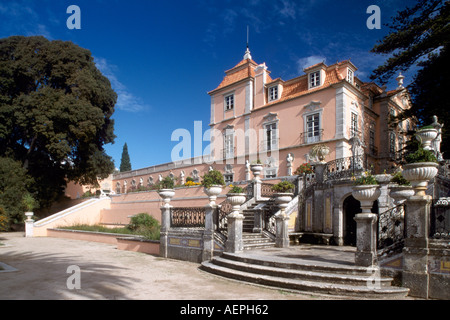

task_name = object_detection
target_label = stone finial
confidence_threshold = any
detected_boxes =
[396,72,405,89]
[243,47,252,60]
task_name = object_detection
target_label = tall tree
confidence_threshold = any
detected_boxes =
[370,0,449,156]
[0,36,117,207]
[120,143,132,172]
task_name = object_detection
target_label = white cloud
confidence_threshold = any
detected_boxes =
[297,55,326,73]
[94,57,148,113]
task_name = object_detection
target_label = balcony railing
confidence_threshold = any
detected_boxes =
[300,129,324,145]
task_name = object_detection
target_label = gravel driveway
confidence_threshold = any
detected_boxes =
[0,232,337,300]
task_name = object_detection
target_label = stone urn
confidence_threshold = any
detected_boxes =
[204,185,223,205]
[226,193,246,217]
[402,162,439,196]
[274,193,293,212]
[158,189,175,205]
[416,128,438,151]
[389,185,414,205]
[352,185,381,213]
[250,164,263,181]
[375,174,391,184]
[25,212,34,222]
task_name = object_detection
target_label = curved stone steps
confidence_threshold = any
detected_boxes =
[200,252,409,299]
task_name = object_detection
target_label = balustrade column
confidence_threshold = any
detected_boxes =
[202,204,216,261]
[402,195,432,298]
[159,204,171,258]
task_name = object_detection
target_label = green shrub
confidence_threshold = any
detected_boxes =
[228,185,245,194]
[157,176,175,190]
[201,170,225,189]
[0,207,9,232]
[405,146,437,163]
[127,213,160,240]
[391,172,411,186]
[272,181,295,193]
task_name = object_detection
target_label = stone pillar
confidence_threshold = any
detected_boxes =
[253,208,263,233]
[354,213,378,266]
[202,204,216,262]
[225,214,244,253]
[402,195,432,298]
[313,162,326,232]
[352,185,381,267]
[25,212,34,238]
[159,204,172,258]
[275,213,290,247]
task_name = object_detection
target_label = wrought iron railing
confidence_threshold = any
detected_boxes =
[438,160,450,179]
[430,198,450,239]
[261,183,275,198]
[262,200,279,237]
[325,154,369,181]
[377,204,405,257]
[299,129,324,145]
[170,207,206,228]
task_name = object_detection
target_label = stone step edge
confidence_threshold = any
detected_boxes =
[221,252,374,275]
[200,262,409,299]
[211,256,394,287]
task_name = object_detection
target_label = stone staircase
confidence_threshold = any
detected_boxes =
[242,232,275,250]
[241,202,276,250]
[200,248,410,299]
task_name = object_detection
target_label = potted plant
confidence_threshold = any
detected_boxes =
[402,145,439,196]
[310,144,330,162]
[22,193,38,222]
[226,185,247,213]
[250,159,263,179]
[352,171,381,212]
[271,181,295,208]
[157,176,176,204]
[202,170,225,204]
[294,163,314,175]
[389,172,414,204]
[415,125,438,151]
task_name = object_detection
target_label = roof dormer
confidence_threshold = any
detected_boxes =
[304,62,326,90]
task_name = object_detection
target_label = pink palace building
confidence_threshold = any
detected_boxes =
[113,47,411,192]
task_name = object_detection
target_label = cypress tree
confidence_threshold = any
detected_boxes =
[120,143,132,172]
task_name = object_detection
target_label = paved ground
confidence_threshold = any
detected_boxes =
[0,232,348,300]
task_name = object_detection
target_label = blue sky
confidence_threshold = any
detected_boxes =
[0,0,415,170]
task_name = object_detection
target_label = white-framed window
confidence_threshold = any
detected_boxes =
[265,122,278,151]
[224,94,234,111]
[268,85,278,101]
[224,131,234,159]
[390,132,396,155]
[265,169,277,179]
[351,112,358,137]
[347,69,354,84]
[224,174,234,184]
[309,71,320,88]
[306,113,320,143]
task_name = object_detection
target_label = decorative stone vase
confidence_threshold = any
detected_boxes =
[25,212,34,222]
[226,193,246,217]
[416,128,438,151]
[204,185,223,205]
[402,162,439,196]
[250,164,263,181]
[158,189,175,205]
[273,193,293,212]
[389,185,414,205]
[375,174,391,184]
[352,185,381,213]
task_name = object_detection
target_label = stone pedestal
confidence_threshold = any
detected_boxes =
[354,213,378,267]
[202,205,216,262]
[275,213,290,248]
[159,204,172,258]
[225,213,244,253]
[402,195,432,298]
